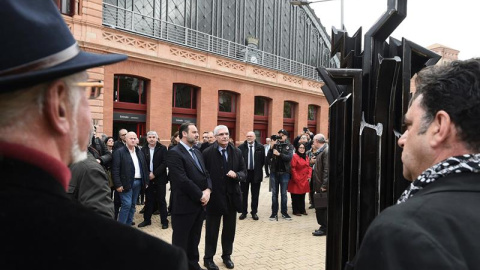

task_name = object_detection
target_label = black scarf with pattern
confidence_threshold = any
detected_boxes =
[397,153,480,204]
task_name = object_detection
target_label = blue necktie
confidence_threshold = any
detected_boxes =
[222,149,228,171]
[189,148,203,172]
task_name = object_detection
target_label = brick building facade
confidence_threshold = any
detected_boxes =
[59,0,331,145]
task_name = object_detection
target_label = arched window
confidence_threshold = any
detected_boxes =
[172,83,199,136]
[219,91,236,113]
[218,90,238,143]
[283,101,296,142]
[308,104,320,135]
[254,96,270,143]
[113,75,147,105]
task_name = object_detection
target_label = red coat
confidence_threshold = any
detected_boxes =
[288,153,312,194]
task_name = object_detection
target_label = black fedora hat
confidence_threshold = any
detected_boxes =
[0,0,127,91]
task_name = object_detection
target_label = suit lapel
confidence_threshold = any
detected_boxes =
[179,144,204,174]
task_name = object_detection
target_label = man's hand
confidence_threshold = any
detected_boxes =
[116,186,124,193]
[273,149,280,156]
[321,187,327,192]
[200,188,211,206]
[226,170,237,178]
[149,172,155,180]
[309,156,316,165]
[96,159,101,164]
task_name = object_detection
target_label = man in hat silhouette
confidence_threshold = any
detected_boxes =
[0,1,187,269]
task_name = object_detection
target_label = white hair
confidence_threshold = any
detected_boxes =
[213,125,229,136]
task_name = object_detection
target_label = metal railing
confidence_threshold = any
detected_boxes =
[103,3,336,82]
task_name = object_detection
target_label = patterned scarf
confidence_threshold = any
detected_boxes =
[397,153,480,204]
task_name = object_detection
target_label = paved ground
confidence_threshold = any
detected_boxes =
[134,176,326,270]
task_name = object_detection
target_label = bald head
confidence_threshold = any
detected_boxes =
[125,132,137,149]
[246,131,256,144]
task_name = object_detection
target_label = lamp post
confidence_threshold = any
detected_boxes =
[290,0,344,30]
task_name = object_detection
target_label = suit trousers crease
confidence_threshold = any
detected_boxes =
[241,171,261,214]
[204,201,237,260]
[143,183,168,224]
[172,206,205,270]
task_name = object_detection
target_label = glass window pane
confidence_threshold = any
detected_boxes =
[254,96,266,116]
[219,91,233,112]
[284,101,292,118]
[174,84,193,109]
[114,75,146,104]
[308,105,316,121]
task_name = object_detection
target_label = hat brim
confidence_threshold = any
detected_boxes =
[0,51,127,91]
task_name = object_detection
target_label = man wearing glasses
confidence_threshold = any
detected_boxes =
[114,128,128,151]
[0,0,187,269]
[202,125,246,270]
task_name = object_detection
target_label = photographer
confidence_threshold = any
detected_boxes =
[266,129,294,220]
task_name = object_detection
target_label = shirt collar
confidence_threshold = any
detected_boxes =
[179,140,193,152]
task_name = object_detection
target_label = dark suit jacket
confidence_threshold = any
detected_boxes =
[0,147,187,270]
[111,146,149,190]
[203,142,246,215]
[351,172,480,270]
[113,140,125,151]
[238,140,265,183]
[141,142,168,185]
[166,143,212,215]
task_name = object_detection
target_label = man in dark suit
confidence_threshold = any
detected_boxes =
[0,1,187,268]
[238,131,265,220]
[202,125,246,270]
[113,128,128,151]
[200,131,215,152]
[167,122,213,270]
[138,130,169,229]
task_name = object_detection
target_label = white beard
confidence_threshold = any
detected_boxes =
[70,138,87,164]
[69,106,88,164]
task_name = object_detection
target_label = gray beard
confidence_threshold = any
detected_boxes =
[69,112,88,165]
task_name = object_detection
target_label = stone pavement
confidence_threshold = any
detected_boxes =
[134,176,326,270]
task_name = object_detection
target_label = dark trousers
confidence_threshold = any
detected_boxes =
[172,207,205,270]
[204,203,237,260]
[143,182,168,225]
[111,189,121,220]
[316,207,327,230]
[240,171,261,214]
[308,178,314,206]
[291,193,306,214]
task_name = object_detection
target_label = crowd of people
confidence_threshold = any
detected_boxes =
[82,123,329,270]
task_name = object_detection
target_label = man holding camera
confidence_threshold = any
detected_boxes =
[266,129,294,220]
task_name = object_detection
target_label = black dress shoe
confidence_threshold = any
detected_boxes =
[222,258,234,269]
[239,213,247,220]
[161,223,169,229]
[312,230,326,236]
[204,260,219,270]
[251,213,259,220]
[137,220,151,227]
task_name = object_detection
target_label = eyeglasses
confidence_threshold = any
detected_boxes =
[120,134,127,137]
[75,81,103,99]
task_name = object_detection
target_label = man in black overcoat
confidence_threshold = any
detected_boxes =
[166,122,213,270]
[238,131,265,220]
[202,125,246,270]
[0,1,187,269]
[138,130,169,229]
